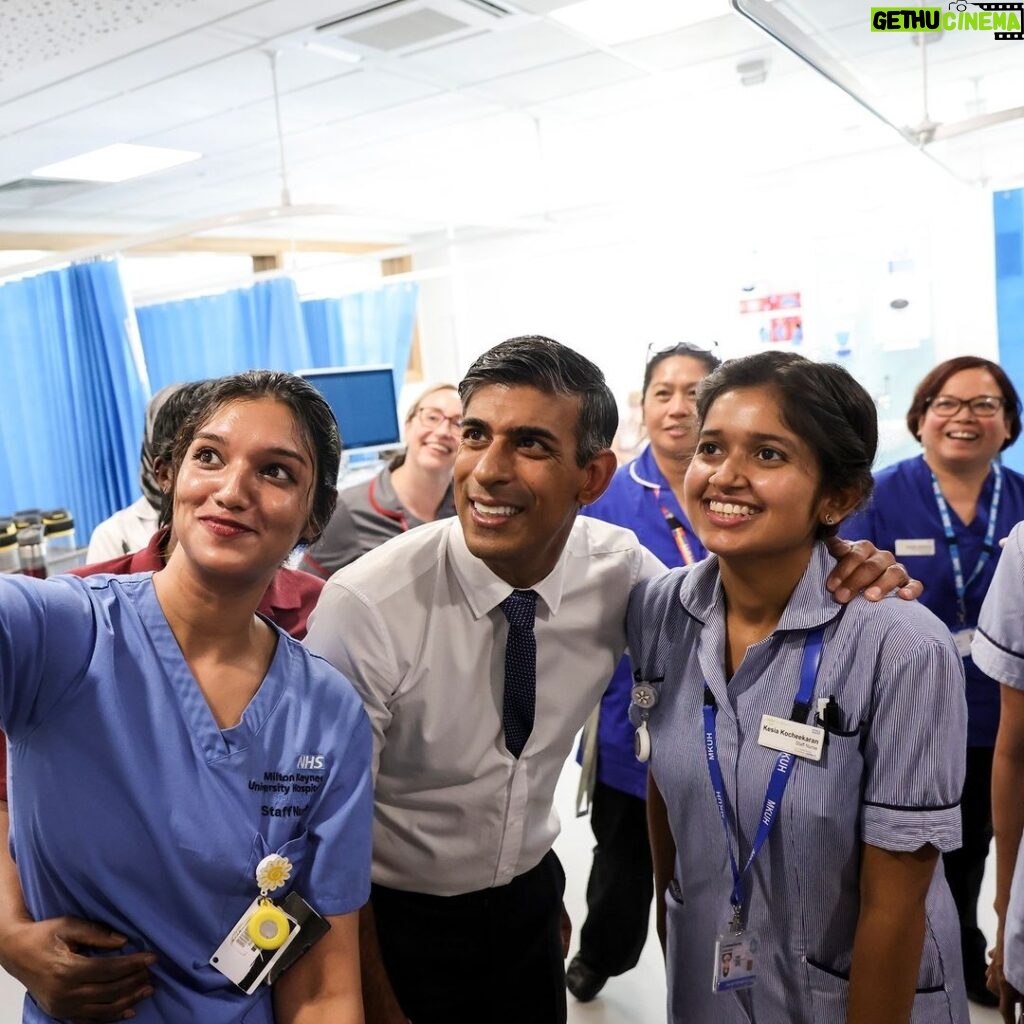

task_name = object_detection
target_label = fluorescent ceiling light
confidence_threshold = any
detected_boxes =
[31,144,201,183]
[551,0,725,44]
[304,41,363,64]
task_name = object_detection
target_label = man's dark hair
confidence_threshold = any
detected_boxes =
[459,336,618,466]
[696,350,878,539]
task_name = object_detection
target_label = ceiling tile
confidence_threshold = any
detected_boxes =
[213,0,379,41]
[399,19,591,85]
[280,91,504,156]
[472,51,644,106]
[615,13,770,71]
[0,1,257,93]
[139,99,320,154]
[278,68,441,124]
[75,26,251,93]
[506,0,579,11]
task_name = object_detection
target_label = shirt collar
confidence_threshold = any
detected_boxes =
[372,464,403,512]
[130,527,170,571]
[679,542,845,632]
[447,517,571,619]
[262,569,302,611]
[628,445,666,492]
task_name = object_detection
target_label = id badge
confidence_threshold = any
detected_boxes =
[712,930,760,992]
[953,628,975,658]
[210,897,301,994]
[757,714,824,761]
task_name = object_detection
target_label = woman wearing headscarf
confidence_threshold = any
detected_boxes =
[85,384,184,562]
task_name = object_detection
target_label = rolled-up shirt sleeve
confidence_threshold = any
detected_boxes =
[862,630,967,853]
[304,579,399,779]
[973,522,1024,688]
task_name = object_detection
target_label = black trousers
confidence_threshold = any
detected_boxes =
[372,850,567,1024]
[578,780,654,977]
[943,746,995,955]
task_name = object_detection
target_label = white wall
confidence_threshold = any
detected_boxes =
[412,138,999,467]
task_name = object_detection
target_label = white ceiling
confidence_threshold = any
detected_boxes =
[0,0,1020,253]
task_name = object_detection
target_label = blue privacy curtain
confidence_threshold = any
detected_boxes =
[137,278,313,392]
[0,260,148,538]
[995,189,1024,474]
[302,282,419,393]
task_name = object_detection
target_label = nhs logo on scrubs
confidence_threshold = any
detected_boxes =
[296,754,325,770]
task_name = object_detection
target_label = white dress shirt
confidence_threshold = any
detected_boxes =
[86,496,159,562]
[305,515,665,895]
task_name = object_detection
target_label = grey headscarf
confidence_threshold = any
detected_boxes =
[139,383,184,510]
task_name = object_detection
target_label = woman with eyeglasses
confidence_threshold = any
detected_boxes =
[842,355,1024,1008]
[301,384,461,578]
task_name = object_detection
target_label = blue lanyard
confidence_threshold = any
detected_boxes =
[702,627,825,926]
[929,463,1002,626]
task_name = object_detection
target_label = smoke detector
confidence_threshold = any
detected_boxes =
[737,58,768,87]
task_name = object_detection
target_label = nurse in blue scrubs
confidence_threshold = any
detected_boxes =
[0,371,372,1024]
[567,343,716,1002]
[843,355,1024,1007]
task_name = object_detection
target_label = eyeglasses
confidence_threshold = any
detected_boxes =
[416,406,464,431]
[927,394,1005,418]
[646,341,720,361]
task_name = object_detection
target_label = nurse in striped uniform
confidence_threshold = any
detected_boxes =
[630,351,969,1023]
[973,522,1024,1021]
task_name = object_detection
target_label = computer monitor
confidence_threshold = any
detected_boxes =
[296,365,401,455]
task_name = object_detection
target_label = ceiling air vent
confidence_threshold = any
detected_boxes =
[316,0,517,55]
[0,178,100,208]
[0,177,78,193]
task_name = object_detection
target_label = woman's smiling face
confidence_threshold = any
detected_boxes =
[405,387,462,474]
[684,385,835,568]
[918,366,1011,474]
[642,355,710,462]
[172,397,315,584]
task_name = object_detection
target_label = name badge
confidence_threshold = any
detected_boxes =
[895,538,935,557]
[953,627,975,658]
[712,930,760,992]
[758,714,824,761]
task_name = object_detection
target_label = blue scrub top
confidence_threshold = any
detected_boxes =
[0,572,373,1024]
[844,454,1024,746]
[581,445,706,799]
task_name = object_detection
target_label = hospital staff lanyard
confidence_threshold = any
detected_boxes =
[651,487,696,566]
[702,627,825,930]
[929,463,1002,626]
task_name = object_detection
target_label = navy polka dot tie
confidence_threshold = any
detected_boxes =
[499,589,539,758]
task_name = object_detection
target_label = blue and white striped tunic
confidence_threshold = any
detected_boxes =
[629,542,969,1024]
[973,521,1024,995]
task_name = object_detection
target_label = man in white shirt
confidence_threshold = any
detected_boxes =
[304,336,916,1024]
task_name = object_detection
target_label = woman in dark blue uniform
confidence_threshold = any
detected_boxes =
[567,343,717,1001]
[843,355,1024,1006]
